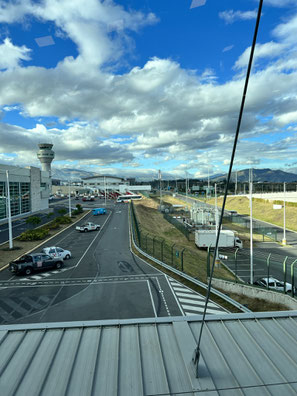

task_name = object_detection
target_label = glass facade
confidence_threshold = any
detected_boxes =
[0,181,31,220]
[0,182,6,219]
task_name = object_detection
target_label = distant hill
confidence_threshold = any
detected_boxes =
[212,168,297,183]
[52,168,96,181]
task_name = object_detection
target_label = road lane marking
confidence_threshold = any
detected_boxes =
[165,275,184,315]
[147,280,157,317]
[74,211,112,268]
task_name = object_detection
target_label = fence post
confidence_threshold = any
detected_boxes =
[234,248,239,282]
[146,232,149,252]
[266,253,271,290]
[171,243,175,266]
[291,259,297,298]
[283,256,288,294]
[161,239,164,262]
[207,246,211,278]
[153,236,156,256]
[181,248,185,272]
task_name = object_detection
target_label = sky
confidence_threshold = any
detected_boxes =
[0,0,297,180]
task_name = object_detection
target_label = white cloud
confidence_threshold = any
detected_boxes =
[219,9,257,24]
[0,38,31,69]
[234,41,287,70]
[0,0,158,68]
[222,45,234,53]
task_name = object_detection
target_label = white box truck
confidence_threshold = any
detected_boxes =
[195,230,243,249]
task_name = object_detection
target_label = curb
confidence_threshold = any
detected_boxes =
[0,210,90,272]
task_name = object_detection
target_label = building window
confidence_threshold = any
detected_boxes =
[10,182,20,217]
[21,183,31,214]
[0,181,6,220]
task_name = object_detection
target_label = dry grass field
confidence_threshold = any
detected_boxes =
[208,195,297,231]
[133,197,236,283]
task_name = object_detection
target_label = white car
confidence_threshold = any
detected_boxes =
[42,247,72,260]
[76,222,100,232]
[254,277,293,293]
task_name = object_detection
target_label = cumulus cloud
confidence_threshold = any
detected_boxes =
[0,38,31,69]
[0,1,297,178]
[0,0,158,68]
[234,41,287,70]
[219,9,257,24]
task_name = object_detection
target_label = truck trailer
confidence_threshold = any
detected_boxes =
[195,229,243,249]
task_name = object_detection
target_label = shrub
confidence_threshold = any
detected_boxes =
[53,215,72,225]
[47,212,55,219]
[19,228,49,241]
[26,216,41,228]
[58,208,67,216]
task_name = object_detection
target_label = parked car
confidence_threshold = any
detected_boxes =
[254,277,293,293]
[42,247,71,259]
[82,196,94,201]
[9,253,64,276]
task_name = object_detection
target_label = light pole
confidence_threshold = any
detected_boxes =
[282,182,286,245]
[249,168,253,284]
[68,180,72,217]
[104,176,107,206]
[159,170,162,208]
[5,170,13,249]
[215,183,220,267]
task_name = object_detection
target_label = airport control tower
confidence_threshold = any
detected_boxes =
[37,143,55,176]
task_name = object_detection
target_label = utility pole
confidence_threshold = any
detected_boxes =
[282,182,286,245]
[249,168,253,284]
[6,170,13,249]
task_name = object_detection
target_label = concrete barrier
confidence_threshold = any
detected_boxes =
[212,278,297,310]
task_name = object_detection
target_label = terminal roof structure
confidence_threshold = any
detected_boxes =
[1,311,297,395]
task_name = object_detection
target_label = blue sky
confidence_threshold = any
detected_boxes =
[0,0,297,180]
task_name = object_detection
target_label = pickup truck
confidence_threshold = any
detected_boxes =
[76,222,101,232]
[9,253,64,276]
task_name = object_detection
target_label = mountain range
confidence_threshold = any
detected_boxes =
[51,167,297,183]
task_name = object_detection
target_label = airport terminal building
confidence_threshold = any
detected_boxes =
[0,164,51,223]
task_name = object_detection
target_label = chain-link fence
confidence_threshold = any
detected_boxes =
[225,215,278,241]
[215,247,297,297]
[130,202,237,284]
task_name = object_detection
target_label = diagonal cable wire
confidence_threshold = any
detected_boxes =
[192,0,264,377]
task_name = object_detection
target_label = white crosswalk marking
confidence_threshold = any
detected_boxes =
[167,276,228,315]
[20,267,68,281]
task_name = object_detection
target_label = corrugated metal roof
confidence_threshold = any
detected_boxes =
[1,312,297,395]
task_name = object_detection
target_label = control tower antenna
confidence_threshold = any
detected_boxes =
[37,143,55,176]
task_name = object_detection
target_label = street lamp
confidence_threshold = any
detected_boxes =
[5,170,13,249]
[282,182,286,245]
[68,179,72,218]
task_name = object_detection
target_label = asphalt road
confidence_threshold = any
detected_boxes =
[0,203,227,325]
[175,193,297,289]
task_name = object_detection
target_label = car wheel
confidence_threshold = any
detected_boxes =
[25,267,33,276]
[56,262,63,269]
[65,254,70,260]
[84,228,88,232]
[96,227,100,230]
